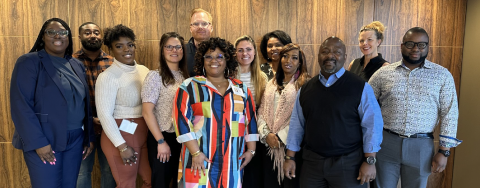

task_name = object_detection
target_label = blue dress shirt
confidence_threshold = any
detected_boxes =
[286,68,383,153]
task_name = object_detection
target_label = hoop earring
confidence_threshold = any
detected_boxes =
[203,67,206,76]
[224,68,230,77]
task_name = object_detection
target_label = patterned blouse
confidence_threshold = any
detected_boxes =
[260,62,275,80]
[173,76,259,188]
[141,70,185,133]
[369,60,462,148]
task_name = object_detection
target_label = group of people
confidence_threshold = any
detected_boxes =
[9,7,461,188]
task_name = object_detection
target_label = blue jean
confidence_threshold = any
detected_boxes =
[76,134,116,188]
[24,128,84,188]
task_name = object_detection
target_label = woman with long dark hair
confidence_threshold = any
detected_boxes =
[10,18,94,187]
[142,32,189,188]
[259,30,292,80]
[257,43,310,188]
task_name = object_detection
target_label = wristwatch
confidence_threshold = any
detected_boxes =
[285,156,296,161]
[249,150,256,156]
[157,138,165,144]
[365,156,376,165]
[438,149,451,157]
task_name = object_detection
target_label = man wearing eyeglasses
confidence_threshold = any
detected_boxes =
[368,27,462,187]
[73,22,115,188]
[186,8,214,76]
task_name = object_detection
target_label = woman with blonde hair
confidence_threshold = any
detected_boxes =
[348,21,389,81]
[235,35,268,108]
[235,35,268,188]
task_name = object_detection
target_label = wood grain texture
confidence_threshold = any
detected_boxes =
[0,37,36,142]
[374,0,467,47]
[0,0,467,187]
[0,0,69,36]
[0,143,31,188]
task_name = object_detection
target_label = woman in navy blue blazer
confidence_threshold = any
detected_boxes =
[10,18,95,188]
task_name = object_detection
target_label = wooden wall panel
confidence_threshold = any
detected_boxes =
[0,37,36,142]
[70,0,129,36]
[0,0,467,188]
[0,144,31,188]
[0,0,69,36]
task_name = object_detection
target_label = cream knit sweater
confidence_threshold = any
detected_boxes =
[95,59,149,147]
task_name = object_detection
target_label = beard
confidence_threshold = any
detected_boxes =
[81,39,103,51]
[320,60,338,74]
[402,53,427,65]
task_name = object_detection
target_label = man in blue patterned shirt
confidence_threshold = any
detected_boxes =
[369,27,462,188]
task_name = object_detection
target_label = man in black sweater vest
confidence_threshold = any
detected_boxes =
[283,37,384,187]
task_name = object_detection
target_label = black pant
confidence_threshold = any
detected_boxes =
[300,147,366,188]
[243,141,265,188]
[147,131,182,188]
[262,145,302,188]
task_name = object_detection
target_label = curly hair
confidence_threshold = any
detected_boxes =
[275,43,310,90]
[193,37,238,78]
[30,18,74,56]
[103,24,136,49]
[260,30,292,62]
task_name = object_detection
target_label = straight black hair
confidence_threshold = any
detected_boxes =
[30,18,74,56]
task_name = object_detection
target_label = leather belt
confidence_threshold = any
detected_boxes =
[384,128,434,139]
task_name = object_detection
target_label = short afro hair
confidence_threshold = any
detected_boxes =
[103,24,136,49]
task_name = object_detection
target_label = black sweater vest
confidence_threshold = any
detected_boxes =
[299,71,365,157]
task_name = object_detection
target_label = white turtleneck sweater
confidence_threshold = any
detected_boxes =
[95,59,149,147]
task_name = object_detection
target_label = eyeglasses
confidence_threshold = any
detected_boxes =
[164,45,182,51]
[403,41,429,49]
[190,22,211,28]
[204,54,225,62]
[44,29,69,38]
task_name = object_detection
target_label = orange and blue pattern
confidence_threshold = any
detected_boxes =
[173,76,259,188]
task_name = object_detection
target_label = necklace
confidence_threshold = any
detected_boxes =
[210,79,227,88]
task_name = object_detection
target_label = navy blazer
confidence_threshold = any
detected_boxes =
[10,50,94,152]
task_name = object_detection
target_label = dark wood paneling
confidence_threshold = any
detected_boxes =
[315,0,375,45]
[135,40,161,70]
[0,0,69,36]
[374,0,467,47]
[0,37,36,142]
[69,0,129,37]
[0,143,31,188]
[0,0,467,188]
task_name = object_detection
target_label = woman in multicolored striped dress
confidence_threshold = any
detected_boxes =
[173,37,259,188]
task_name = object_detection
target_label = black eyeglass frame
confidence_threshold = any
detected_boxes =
[403,41,429,49]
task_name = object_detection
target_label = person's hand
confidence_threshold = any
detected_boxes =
[119,145,138,166]
[239,150,254,170]
[35,144,56,165]
[93,117,103,135]
[82,142,95,160]
[431,153,448,173]
[357,162,376,185]
[93,117,101,125]
[157,142,171,163]
[266,133,279,148]
[284,159,296,179]
[191,152,211,177]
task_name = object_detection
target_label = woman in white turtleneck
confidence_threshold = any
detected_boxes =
[95,24,151,188]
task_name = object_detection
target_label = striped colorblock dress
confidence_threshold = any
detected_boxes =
[173,76,259,188]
